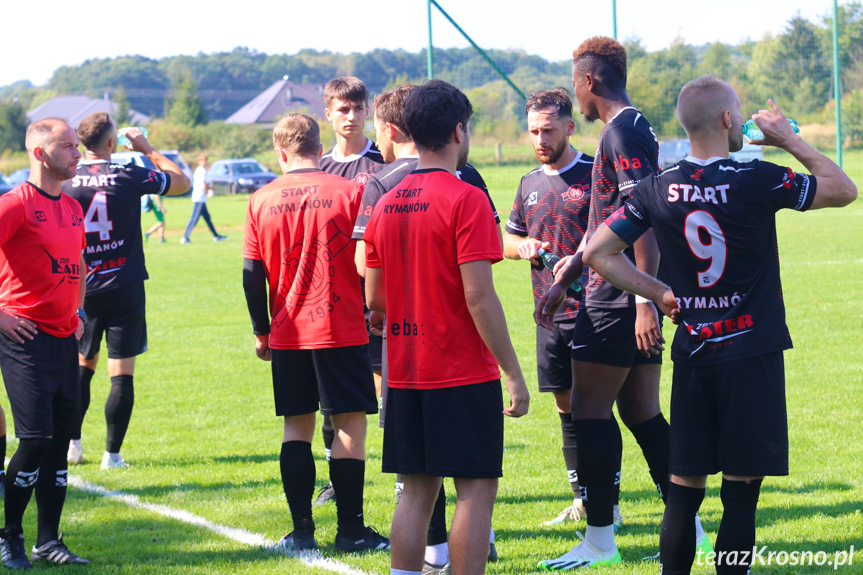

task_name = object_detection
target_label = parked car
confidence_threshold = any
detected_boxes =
[0,174,14,195]
[659,139,763,170]
[6,168,30,187]
[111,150,194,194]
[206,158,277,195]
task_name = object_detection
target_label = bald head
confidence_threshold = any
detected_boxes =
[677,75,737,136]
[25,117,70,152]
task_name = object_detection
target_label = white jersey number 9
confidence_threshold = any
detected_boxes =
[684,210,726,288]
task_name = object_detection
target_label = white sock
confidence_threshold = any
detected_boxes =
[391,570,421,575]
[584,524,615,552]
[105,451,122,461]
[489,527,495,544]
[424,542,449,565]
[71,439,82,450]
[694,513,706,541]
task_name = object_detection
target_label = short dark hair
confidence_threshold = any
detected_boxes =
[273,113,320,157]
[572,36,628,91]
[526,88,573,119]
[402,80,472,152]
[77,112,114,150]
[323,76,369,107]
[373,83,416,137]
[25,117,69,151]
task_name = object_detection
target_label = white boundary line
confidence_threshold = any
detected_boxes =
[68,476,376,575]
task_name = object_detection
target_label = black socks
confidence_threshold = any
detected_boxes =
[280,441,315,530]
[715,478,762,575]
[628,413,671,502]
[105,375,134,453]
[559,412,580,497]
[573,418,622,527]
[329,458,366,536]
[660,482,706,574]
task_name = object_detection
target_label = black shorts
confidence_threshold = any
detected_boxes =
[0,330,79,439]
[382,380,504,478]
[368,333,383,371]
[271,345,377,417]
[79,282,148,360]
[536,322,574,393]
[570,306,663,367]
[669,352,788,477]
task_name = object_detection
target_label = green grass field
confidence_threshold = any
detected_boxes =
[2,164,861,574]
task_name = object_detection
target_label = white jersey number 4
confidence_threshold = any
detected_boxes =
[84,191,114,241]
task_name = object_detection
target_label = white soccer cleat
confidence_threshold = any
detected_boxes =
[542,498,585,526]
[537,533,622,571]
[101,452,129,470]
[67,440,84,465]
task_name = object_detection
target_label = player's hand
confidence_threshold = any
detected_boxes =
[0,310,37,343]
[74,316,85,341]
[120,128,155,154]
[368,310,385,337]
[254,333,271,362]
[634,301,665,357]
[534,284,566,330]
[656,290,681,325]
[517,239,549,265]
[503,372,530,418]
[552,254,573,276]
[749,99,796,148]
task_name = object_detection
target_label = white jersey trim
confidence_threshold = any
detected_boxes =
[541,151,590,176]
[322,138,375,163]
[684,156,726,166]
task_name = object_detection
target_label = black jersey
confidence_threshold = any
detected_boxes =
[505,151,593,321]
[585,107,659,309]
[62,160,170,293]
[608,156,816,365]
[352,157,499,240]
[320,138,385,183]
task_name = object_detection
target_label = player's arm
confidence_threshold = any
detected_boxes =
[364,266,384,313]
[242,258,271,361]
[503,231,550,263]
[74,253,86,340]
[631,229,665,356]
[460,260,530,418]
[123,129,191,196]
[752,100,857,209]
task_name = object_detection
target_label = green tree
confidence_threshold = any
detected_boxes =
[165,72,206,127]
[0,100,27,152]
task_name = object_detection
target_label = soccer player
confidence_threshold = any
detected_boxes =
[63,113,191,470]
[315,76,386,507]
[364,79,530,575]
[535,37,706,570]
[503,88,592,527]
[0,118,88,567]
[242,113,389,553]
[579,77,856,575]
[354,83,502,573]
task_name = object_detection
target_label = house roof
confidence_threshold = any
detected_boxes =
[27,95,150,128]
[225,79,326,125]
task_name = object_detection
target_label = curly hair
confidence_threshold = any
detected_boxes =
[572,36,627,91]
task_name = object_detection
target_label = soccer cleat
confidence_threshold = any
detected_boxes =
[159,238,167,243]
[537,534,621,571]
[101,451,129,469]
[488,541,498,562]
[277,531,317,552]
[0,531,31,570]
[696,533,714,557]
[31,535,90,565]
[542,498,585,526]
[334,526,390,553]
[313,482,336,506]
[214,235,228,242]
[422,561,452,574]
[612,504,623,533]
[67,440,84,465]
[180,237,191,244]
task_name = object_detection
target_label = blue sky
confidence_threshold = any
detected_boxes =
[1,0,831,87]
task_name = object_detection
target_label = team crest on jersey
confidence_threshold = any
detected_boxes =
[781,168,795,189]
[35,210,47,223]
[528,191,538,206]
[71,214,83,227]
[562,185,588,201]
[691,168,704,181]
[354,172,370,185]
[88,165,100,174]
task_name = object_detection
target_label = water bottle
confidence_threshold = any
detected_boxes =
[117,127,148,147]
[537,248,584,294]
[741,118,799,141]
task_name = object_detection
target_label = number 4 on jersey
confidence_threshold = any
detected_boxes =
[84,191,114,241]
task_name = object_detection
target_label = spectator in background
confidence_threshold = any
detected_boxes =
[181,154,227,244]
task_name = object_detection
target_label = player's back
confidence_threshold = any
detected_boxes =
[243,169,367,349]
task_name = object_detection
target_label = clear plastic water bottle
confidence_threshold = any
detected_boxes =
[117,127,148,147]
[537,248,584,294]
[741,118,799,141]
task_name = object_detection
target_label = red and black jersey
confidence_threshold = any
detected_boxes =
[585,107,659,309]
[320,138,385,184]
[352,158,498,239]
[505,151,593,321]
[607,156,816,365]
[62,160,170,294]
